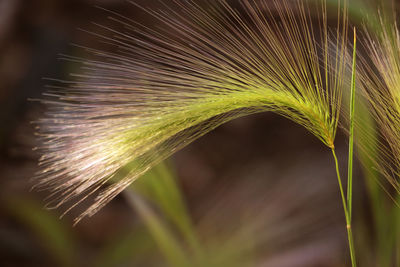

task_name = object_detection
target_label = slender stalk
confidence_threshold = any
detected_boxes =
[332,148,349,218]
[331,148,357,267]
[347,27,357,267]
[329,28,358,267]
[346,223,357,267]
[347,27,357,221]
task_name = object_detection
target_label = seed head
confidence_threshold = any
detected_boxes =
[36,0,349,223]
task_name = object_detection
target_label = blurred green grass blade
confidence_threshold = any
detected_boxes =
[325,0,380,33]
[133,161,203,256]
[134,162,191,232]
[94,226,156,267]
[5,197,76,267]
[124,189,191,267]
[354,96,391,265]
[355,83,399,266]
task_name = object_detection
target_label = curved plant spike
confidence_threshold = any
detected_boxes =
[356,13,400,266]
[358,15,400,193]
[35,0,349,223]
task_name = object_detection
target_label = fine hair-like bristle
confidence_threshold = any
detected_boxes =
[35,0,349,223]
[358,15,400,193]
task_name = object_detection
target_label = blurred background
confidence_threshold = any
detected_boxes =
[0,0,399,266]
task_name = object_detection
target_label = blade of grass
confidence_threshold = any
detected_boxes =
[346,26,357,267]
[133,161,203,259]
[347,27,357,221]
[124,189,190,267]
[355,96,391,265]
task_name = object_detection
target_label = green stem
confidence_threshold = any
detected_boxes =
[332,148,357,267]
[332,148,349,218]
[347,27,357,222]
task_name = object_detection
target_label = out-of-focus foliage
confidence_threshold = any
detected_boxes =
[5,198,76,267]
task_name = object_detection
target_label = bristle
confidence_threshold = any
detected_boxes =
[358,17,400,192]
[36,0,349,221]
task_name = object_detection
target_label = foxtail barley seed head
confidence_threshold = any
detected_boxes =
[358,16,400,192]
[36,0,349,223]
